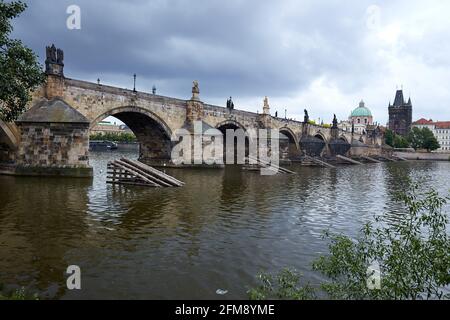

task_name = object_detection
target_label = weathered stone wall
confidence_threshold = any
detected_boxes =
[16,122,90,168]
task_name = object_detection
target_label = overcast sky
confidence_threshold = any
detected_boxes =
[11,0,450,125]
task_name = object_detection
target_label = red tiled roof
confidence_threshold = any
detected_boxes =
[413,118,433,125]
[435,121,450,129]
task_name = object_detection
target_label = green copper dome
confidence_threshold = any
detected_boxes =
[350,100,372,117]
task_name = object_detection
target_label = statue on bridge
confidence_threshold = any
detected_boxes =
[56,48,64,65]
[263,96,270,114]
[45,44,64,76]
[304,109,309,124]
[46,44,57,63]
[332,114,338,129]
[191,80,200,101]
[192,80,199,94]
[226,96,234,110]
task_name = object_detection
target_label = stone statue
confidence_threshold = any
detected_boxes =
[46,44,57,63]
[226,96,234,110]
[45,46,52,62]
[262,96,270,114]
[351,121,355,134]
[56,48,64,64]
[332,114,338,128]
[192,80,199,94]
[304,109,309,123]
[50,44,57,62]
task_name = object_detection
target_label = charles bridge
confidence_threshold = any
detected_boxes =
[0,45,386,177]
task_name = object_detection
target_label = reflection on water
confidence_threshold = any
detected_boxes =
[0,151,449,299]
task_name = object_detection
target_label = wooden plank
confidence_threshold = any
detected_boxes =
[392,155,408,161]
[109,161,161,187]
[106,158,184,188]
[303,155,336,168]
[107,180,158,187]
[114,160,171,187]
[247,155,296,174]
[122,158,185,186]
[378,155,397,162]
[361,155,382,163]
[336,154,363,165]
[124,158,185,185]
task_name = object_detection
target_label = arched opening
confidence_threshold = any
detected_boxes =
[0,120,18,164]
[279,129,299,160]
[314,133,326,142]
[90,107,172,166]
[216,121,249,165]
[300,133,326,157]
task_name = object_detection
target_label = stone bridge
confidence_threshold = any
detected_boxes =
[0,45,384,177]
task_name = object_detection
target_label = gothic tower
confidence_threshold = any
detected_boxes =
[388,89,412,136]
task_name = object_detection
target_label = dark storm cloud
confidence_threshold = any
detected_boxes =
[11,0,379,102]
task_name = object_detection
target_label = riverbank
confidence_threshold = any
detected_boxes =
[393,150,450,161]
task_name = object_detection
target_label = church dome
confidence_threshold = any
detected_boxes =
[350,100,372,118]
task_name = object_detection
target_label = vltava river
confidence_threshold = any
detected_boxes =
[0,151,449,299]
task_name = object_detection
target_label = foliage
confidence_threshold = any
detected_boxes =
[393,134,410,148]
[0,0,45,121]
[249,184,450,300]
[308,120,316,125]
[0,284,38,300]
[385,129,410,148]
[322,124,331,128]
[90,132,137,143]
[408,127,440,151]
[247,268,316,300]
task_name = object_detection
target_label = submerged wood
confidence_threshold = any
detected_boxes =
[107,158,184,187]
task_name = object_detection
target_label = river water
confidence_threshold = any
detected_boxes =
[0,151,449,299]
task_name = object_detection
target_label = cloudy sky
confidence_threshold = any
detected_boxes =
[11,0,450,124]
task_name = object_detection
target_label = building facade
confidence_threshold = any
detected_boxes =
[388,90,412,136]
[338,100,373,134]
[91,120,133,135]
[412,119,450,152]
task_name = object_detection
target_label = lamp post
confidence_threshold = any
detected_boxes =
[133,74,136,92]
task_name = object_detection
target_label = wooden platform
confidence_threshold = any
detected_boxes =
[246,155,296,174]
[107,158,184,187]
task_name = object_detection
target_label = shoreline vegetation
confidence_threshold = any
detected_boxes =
[89,132,137,143]
[249,183,450,300]
[0,286,38,300]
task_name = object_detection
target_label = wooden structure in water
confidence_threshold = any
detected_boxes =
[107,158,184,187]
[245,155,296,174]
[336,154,363,165]
[303,155,336,168]
[360,155,382,163]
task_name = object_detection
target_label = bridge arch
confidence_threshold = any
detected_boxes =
[90,106,173,138]
[0,120,19,150]
[215,120,248,164]
[90,106,174,166]
[339,135,349,143]
[215,120,246,131]
[313,132,327,143]
[279,127,299,160]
